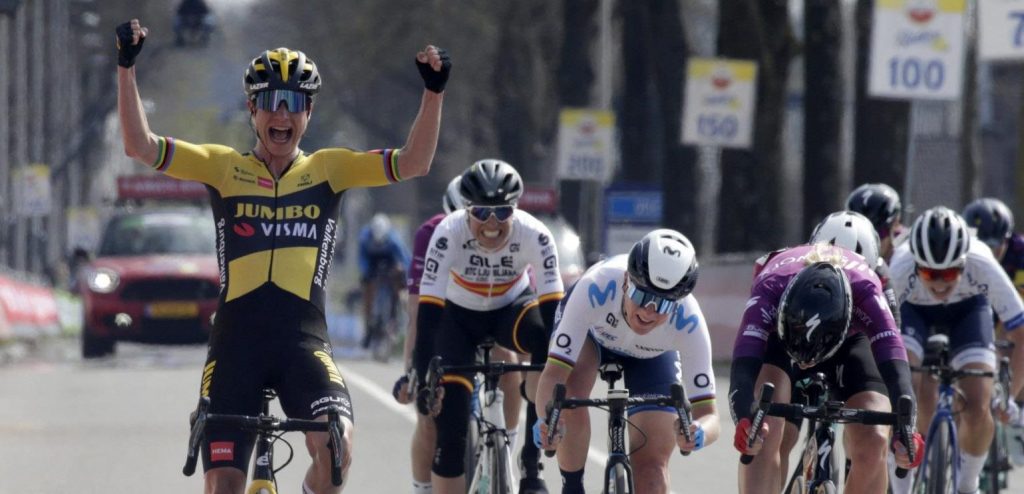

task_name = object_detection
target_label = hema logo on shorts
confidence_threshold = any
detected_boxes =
[210,441,235,462]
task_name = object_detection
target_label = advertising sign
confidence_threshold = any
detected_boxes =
[869,0,966,100]
[979,0,1024,61]
[556,108,617,182]
[603,186,663,255]
[116,174,207,201]
[681,58,758,149]
[14,163,51,217]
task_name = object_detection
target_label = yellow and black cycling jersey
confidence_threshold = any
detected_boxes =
[152,136,402,319]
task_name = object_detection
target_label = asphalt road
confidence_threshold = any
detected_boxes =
[2,340,1022,493]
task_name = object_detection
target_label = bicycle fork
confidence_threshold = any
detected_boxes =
[468,388,515,493]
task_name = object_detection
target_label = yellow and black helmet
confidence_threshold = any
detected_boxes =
[243,47,322,98]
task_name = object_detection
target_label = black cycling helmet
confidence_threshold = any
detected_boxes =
[627,229,700,300]
[777,262,852,367]
[909,206,971,269]
[459,159,524,207]
[962,198,1014,248]
[243,47,322,98]
[845,183,902,236]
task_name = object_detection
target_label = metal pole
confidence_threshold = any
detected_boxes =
[0,14,10,268]
[12,2,28,272]
[583,0,613,258]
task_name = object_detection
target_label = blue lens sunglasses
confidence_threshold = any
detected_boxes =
[625,279,678,315]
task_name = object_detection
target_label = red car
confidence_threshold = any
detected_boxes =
[79,207,220,358]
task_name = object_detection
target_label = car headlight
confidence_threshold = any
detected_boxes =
[87,268,120,293]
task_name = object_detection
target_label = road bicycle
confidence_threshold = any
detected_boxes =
[543,362,694,494]
[741,376,913,494]
[183,388,345,494]
[423,338,544,494]
[912,333,994,494]
[981,340,1015,494]
[366,266,403,362]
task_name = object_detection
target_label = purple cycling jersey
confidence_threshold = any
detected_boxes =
[733,244,907,365]
[407,213,446,295]
[1000,233,1024,295]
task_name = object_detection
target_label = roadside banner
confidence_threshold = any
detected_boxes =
[603,185,663,255]
[518,186,559,215]
[979,0,1024,61]
[556,108,617,182]
[681,57,758,149]
[14,163,52,217]
[117,174,207,201]
[869,0,967,100]
[0,274,59,340]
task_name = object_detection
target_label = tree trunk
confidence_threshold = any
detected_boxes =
[648,0,699,242]
[853,0,909,191]
[620,0,659,184]
[803,0,843,236]
[716,0,794,253]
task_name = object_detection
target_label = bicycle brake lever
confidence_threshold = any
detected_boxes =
[544,385,566,458]
[741,383,775,465]
[671,384,692,456]
[327,406,345,487]
[894,395,913,479]
[183,396,210,476]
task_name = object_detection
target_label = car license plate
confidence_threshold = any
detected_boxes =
[147,302,199,319]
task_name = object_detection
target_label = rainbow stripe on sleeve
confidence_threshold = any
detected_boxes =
[151,136,176,172]
[546,354,574,371]
[369,148,401,183]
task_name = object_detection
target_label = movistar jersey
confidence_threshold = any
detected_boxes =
[152,136,402,317]
[890,240,1024,330]
[546,255,716,404]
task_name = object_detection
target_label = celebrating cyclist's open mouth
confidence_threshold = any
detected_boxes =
[268,127,293,143]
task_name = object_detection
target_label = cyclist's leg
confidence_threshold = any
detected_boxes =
[778,387,804,489]
[739,334,793,494]
[411,413,438,493]
[361,273,376,348]
[900,302,934,432]
[622,351,688,492]
[830,333,891,494]
[556,336,600,492]
[199,324,265,494]
[949,295,998,493]
[494,291,551,487]
[275,336,356,494]
[431,303,482,494]
[492,345,523,431]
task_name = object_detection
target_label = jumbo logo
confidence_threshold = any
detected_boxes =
[234,203,321,220]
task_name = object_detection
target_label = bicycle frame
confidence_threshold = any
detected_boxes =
[918,380,961,493]
[786,376,838,493]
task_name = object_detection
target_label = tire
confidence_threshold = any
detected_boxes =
[606,462,629,494]
[82,327,115,359]
[982,423,1004,494]
[491,441,513,494]
[923,421,955,494]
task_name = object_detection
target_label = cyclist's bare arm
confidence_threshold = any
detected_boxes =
[116,19,160,166]
[1008,328,1024,397]
[403,296,419,372]
[687,400,720,448]
[395,46,446,180]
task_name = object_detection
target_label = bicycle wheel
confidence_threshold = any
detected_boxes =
[922,421,956,494]
[490,441,513,494]
[982,422,1006,494]
[606,462,630,494]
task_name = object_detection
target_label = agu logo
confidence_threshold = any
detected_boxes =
[210,441,235,462]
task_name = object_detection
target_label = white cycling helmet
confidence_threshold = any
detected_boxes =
[369,213,391,242]
[809,211,881,269]
[909,206,971,269]
[626,229,699,300]
[442,175,466,214]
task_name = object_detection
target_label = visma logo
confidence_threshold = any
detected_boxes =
[588,280,616,308]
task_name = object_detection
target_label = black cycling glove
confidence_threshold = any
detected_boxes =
[416,48,451,93]
[115,21,146,68]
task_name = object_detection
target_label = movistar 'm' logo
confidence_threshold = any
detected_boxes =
[588,280,617,308]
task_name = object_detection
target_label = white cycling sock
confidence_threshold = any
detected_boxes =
[413,479,433,494]
[508,429,519,457]
[302,481,315,494]
[957,451,986,493]
[887,452,914,494]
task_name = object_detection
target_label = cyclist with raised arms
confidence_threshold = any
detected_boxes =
[535,229,720,494]
[732,243,921,494]
[846,183,904,265]
[115,18,449,494]
[889,206,1024,494]
[413,160,563,494]
[393,175,525,494]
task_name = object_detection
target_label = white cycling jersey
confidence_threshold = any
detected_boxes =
[418,209,564,311]
[547,255,716,402]
[890,240,1024,328]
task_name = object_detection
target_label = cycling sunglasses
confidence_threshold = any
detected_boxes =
[468,205,515,222]
[625,279,678,315]
[252,89,310,113]
[916,265,963,282]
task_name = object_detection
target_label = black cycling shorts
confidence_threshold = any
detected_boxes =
[198,286,354,473]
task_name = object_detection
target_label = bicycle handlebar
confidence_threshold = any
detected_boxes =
[671,384,693,456]
[894,395,913,479]
[740,383,774,465]
[182,397,346,487]
[543,382,693,458]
